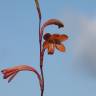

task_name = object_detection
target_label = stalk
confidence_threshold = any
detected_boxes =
[39,17,44,96]
[40,49,45,96]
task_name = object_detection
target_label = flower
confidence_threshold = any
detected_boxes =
[43,33,68,55]
[40,19,64,40]
[1,65,41,83]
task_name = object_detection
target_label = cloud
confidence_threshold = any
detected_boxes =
[81,17,96,33]
[58,7,96,76]
[73,16,96,75]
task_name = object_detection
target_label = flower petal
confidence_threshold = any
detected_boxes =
[3,69,18,79]
[8,72,18,83]
[43,33,51,40]
[48,43,55,55]
[50,34,68,42]
[43,41,49,49]
[55,43,65,52]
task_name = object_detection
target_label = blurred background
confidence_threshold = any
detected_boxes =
[0,0,96,96]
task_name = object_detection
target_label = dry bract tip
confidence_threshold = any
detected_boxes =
[35,0,42,20]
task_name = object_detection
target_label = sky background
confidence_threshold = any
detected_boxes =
[0,0,96,96]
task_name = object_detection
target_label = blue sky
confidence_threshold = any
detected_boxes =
[0,0,96,96]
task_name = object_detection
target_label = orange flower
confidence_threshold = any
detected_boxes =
[1,65,41,83]
[43,33,68,55]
